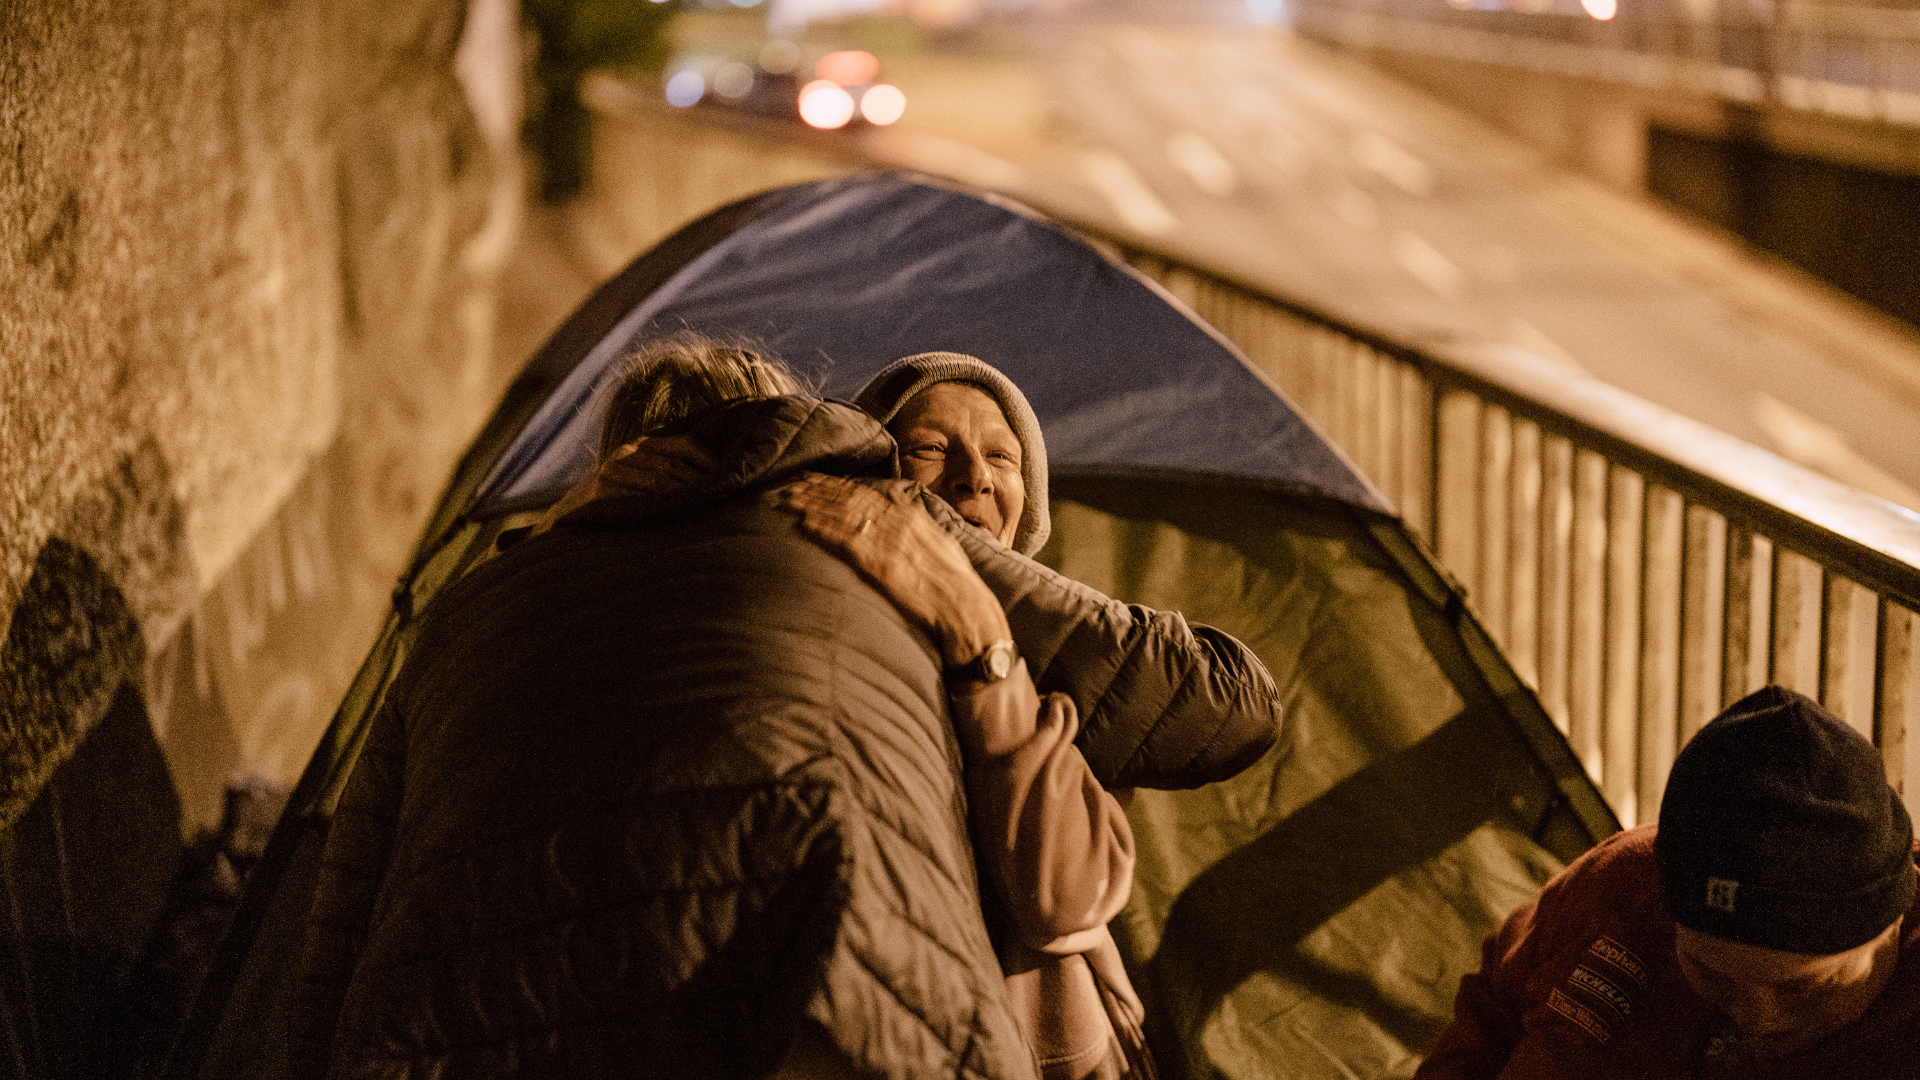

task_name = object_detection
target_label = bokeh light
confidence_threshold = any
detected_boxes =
[759,39,800,74]
[860,84,906,126]
[1582,0,1616,18]
[816,50,881,87]
[1246,0,1284,24]
[799,80,856,128]
[713,62,755,98]
[665,69,705,108]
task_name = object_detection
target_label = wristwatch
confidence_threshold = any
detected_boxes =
[946,639,1018,684]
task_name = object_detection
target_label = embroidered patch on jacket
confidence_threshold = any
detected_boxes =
[1587,936,1648,986]
[1705,877,1739,912]
[1549,937,1655,1044]
[1548,988,1611,1043]
[1568,965,1634,1020]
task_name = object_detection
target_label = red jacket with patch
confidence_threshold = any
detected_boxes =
[1416,825,1920,1079]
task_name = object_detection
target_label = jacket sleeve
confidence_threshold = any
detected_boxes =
[924,492,1282,791]
[952,660,1136,955]
[288,694,407,1079]
[1414,886,1546,1079]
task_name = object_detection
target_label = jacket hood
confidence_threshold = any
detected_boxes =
[563,396,895,527]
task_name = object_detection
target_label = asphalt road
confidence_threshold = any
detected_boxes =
[859,16,1920,515]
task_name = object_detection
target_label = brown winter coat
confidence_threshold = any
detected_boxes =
[292,397,1279,1078]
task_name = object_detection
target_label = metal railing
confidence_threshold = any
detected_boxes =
[1291,0,1920,126]
[586,86,1920,829]
[1128,253,1920,828]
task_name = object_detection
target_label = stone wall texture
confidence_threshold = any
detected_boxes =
[1,0,517,1072]
[3,0,514,828]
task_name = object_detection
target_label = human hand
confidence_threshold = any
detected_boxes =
[779,473,1012,667]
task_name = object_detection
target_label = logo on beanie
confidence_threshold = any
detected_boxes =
[1705,877,1739,912]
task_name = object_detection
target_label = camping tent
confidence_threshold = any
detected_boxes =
[170,172,1616,1080]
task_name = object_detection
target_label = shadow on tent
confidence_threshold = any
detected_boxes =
[165,173,1617,1080]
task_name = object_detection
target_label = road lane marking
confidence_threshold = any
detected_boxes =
[1165,130,1240,197]
[1332,184,1379,228]
[1258,127,1312,178]
[861,130,1024,190]
[1080,150,1181,237]
[1392,231,1464,298]
[1351,131,1435,197]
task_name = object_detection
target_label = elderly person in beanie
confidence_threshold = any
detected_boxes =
[852,351,1051,554]
[1416,685,1920,1079]
[790,351,1286,1080]
[845,352,1280,796]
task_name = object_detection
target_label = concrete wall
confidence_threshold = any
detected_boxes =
[1,1,519,1071]
[1319,42,1920,193]
[3,0,522,831]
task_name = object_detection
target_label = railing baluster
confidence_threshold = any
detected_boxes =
[1332,336,1359,462]
[1773,548,1824,696]
[1309,327,1337,443]
[1640,485,1685,825]
[1375,349,1401,506]
[1570,449,1610,787]
[1481,404,1514,648]
[1679,504,1726,743]
[1354,344,1382,485]
[1435,389,1484,601]
[1509,418,1543,688]
[1723,529,1773,705]
[1538,435,1576,734]
[1877,600,1914,800]
[1822,573,1880,738]
[1400,364,1434,544]
[1720,526,1751,703]
[1604,467,1646,825]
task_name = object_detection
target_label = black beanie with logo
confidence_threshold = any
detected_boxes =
[1656,685,1915,955]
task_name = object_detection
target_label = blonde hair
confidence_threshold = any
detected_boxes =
[596,332,800,461]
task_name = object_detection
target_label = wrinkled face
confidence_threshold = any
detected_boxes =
[1675,917,1902,1059]
[889,382,1026,547]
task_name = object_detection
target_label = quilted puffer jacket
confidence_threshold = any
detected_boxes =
[920,494,1278,791]
[293,396,1280,1078]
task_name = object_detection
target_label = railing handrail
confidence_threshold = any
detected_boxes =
[1028,206,1920,613]
[1431,341,1920,610]
[1294,0,1920,44]
[1292,0,1920,124]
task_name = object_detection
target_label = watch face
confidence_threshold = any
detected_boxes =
[985,641,1016,680]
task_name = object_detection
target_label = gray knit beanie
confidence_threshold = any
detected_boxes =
[1657,685,1915,955]
[853,352,1050,556]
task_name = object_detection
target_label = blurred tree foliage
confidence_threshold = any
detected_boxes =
[522,0,677,204]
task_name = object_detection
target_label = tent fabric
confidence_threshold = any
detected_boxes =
[175,172,1614,1080]
[470,173,1389,518]
[1039,479,1582,1079]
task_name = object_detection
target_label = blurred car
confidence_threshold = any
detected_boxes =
[666,44,906,129]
